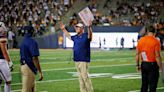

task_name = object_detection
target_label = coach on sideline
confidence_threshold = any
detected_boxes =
[136,26,163,92]
[60,21,94,92]
[20,26,43,92]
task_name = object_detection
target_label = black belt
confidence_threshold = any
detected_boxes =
[142,61,157,65]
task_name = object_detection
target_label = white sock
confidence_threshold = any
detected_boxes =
[4,83,11,92]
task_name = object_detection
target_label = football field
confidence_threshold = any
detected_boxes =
[7,49,164,92]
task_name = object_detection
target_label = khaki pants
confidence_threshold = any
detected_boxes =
[21,64,35,92]
[75,62,94,92]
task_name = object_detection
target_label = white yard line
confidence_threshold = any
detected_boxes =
[12,57,133,67]
[12,89,21,92]
[129,87,164,92]
[40,57,133,61]
[11,72,138,86]
[12,63,134,74]
[10,63,134,86]
[12,89,48,92]
[11,78,78,86]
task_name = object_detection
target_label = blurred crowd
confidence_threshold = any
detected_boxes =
[0,0,164,49]
[68,0,164,49]
[69,0,164,26]
[0,0,75,37]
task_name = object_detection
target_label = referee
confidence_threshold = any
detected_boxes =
[136,26,163,92]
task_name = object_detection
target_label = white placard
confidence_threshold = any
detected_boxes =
[78,7,94,26]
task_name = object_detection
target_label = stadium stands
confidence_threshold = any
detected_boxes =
[0,0,163,49]
[0,0,76,37]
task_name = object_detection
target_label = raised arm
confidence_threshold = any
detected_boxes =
[87,21,93,41]
[60,22,71,40]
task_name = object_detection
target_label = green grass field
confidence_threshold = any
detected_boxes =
[5,49,164,92]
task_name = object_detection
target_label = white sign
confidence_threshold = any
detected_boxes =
[78,7,94,26]
[65,32,138,48]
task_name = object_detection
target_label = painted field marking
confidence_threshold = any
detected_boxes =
[12,89,21,92]
[68,72,141,79]
[12,63,134,74]
[12,89,48,92]
[112,73,141,79]
[11,72,140,86]
[129,87,164,92]
[11,78,78,86]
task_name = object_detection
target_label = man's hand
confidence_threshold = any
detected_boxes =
[59,22,71,40]
[8,61,13,71]
[38,73,43,81]
[88,20,92,27]
[60,22,65,30]
[136,65,141,72]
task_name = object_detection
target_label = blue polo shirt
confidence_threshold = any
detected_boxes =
[20,34,40,74]
[71,33,91,62]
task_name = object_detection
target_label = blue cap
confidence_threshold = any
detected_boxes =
[23,26,34,35]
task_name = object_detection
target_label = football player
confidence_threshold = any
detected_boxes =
[0,22,13,92]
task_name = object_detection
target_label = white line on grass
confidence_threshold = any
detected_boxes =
[10,64,135,86]
[41,61,69,64]
[11,57,133,68]
[12,89,21,92]
[11,78,78,86]
[40,57,133,62]
[11,72,138,86]
[12,89,48,92]
[12,63,134,74]
[129,87,164,92]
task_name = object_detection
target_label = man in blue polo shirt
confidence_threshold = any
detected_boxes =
[60,22,94,92]
[20,26,43,92]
